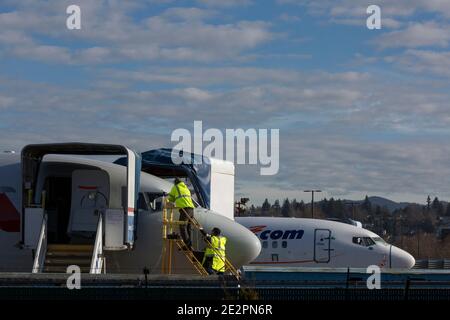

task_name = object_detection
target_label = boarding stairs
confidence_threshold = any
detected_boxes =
[42,244,93,273]
[32,214,105,274]
[161,199,241,280]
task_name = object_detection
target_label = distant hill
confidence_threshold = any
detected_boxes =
[333,196,420,212]
[367,196,415,211]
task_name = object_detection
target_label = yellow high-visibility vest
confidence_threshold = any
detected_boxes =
[210,236,227,272]
[168,181,194,209]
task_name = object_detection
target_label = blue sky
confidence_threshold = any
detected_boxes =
[1,0,450,205]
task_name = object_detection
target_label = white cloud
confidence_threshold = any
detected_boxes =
[386,49,450,77]
[279,13,301,22]
[196,0,253,8]
[181,87,212,101]
[0,2,274,64]
[374,22,450,49]
[104,67,370,88]
[2,0,450,203]
[2,62,450,202]
[161,7,215,21]
[0,95,15,109]
[277,0,450,19]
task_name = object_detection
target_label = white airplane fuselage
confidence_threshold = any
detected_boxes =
[237,217,415,269]
[0,153,261,274]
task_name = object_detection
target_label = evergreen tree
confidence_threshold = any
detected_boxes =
[298,200,305,212]
[272,199,281,213]
[281,198,291,217]
[261,198,271,213]
[321,198,328,213]
[272,199,280,210]
[432,197,440,210]
[432,197,444,216]
[445,204,450,217]
[334,199,345,218]
[326,197,335,216]
[362,195,372,214]
[291,199,299,212]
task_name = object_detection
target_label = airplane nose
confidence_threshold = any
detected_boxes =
[194,209,261,268]
[390,245,416,269]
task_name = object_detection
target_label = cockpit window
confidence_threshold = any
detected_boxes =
[363,237,375,246]
[353,237,375,247]
[372,237,388,245]
[145,192,164,212]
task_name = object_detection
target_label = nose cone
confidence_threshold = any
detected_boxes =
[194,209,261,268]
[390,245,416,269]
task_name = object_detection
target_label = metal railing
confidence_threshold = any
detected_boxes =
[161,199,207,275]
[32,214,48,273]
[184,212,241,280]
[90,214,104,274]
[414,259,450,269]
[161,197,240,280]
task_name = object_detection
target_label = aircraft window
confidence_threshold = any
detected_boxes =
[272,241,278,249]
[282,241,287,248]
[146,193,163,212]
[262,241,268,249]
[363,237,376,246]
[372,237,387,245]
[353,237,376,247]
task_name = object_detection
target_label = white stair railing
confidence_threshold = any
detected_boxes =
[90,213,104,274]
[32,214,48,273]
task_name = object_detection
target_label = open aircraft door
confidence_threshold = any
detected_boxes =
[124,148,141,248]
[21,143,141,250]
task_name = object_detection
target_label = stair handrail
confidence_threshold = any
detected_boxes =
[90,213,104,274]
[32,214,48,273]
[186,213,241,280]
[162,196,240,279]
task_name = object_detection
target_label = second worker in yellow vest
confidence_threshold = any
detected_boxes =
[202,227,227,275]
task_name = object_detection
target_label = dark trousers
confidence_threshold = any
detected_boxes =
[179,207,194,247]
[202,255,214,275]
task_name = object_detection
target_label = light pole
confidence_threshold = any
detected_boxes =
[304,190,322,218]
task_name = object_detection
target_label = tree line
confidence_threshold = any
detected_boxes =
[245,196,450,239]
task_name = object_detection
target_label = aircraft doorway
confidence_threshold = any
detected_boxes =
[44,177,72,244]
[314,229,331,263]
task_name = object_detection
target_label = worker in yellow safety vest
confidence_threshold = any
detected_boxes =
[201,227,227,275]
[168,177,195,249]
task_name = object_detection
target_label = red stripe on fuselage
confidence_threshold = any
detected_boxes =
[78,186,98,190]
[249,225,266,233]
[250,259,315,265]
[0,193,20,232]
